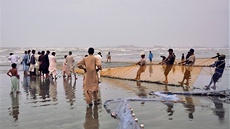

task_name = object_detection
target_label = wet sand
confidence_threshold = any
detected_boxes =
[0,65,229,129]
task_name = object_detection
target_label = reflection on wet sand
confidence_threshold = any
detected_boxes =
[182,88,195,120]
[84,106,99,129]
[136,81,147,105]
[164,101,174,119]
[210,96,225,122]
[40,78,50,100]
[22,75,30,94]
[63,78,76,106]
[136,81,147,98]
[148,64,153,77]
[49,79,57,101]
[30,76,37,99]
[21,75,59,108]
[9,94,19,121]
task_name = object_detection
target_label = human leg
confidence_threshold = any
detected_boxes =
[85,90,93,105]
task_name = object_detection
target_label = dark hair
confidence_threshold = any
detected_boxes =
[88,47,94,54]
[189,48,194,53]
[64,55,67,58]
[11,63,17,68]
[52,52,56,56]
[168,49,173,52]
[32,49,35,54]
[69,51,72,55]
[41,51,45,55]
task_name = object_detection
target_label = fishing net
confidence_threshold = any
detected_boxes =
[104,90,230,129]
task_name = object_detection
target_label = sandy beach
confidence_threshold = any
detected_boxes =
[0,62,229,129]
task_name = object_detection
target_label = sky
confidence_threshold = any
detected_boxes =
[1,0,229,48]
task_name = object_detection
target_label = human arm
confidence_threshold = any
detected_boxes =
[7,70,12,77]
[77,58,86,72]
[96,58,102,71]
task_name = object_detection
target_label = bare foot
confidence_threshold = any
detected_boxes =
[211,86,216,90]
[163,80,168,84]
[178,82,183,85]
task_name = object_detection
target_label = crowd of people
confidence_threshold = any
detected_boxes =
[7,48,104,106]
[6,47,226,105]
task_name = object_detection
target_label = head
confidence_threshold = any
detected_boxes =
[141,54,145,58]
[11,63,17,68]
[41,51,45,55]
[28,50,31,54]
[32,49,35,54]
[64,55,67,58]
[219,54,225,60]
[52,52,56,56]
[38,51,41,54]
[24,51,28,54]
[168,48,173,54]
[189,48,194,54]
[46,50,50,54]
[69,51,72,55]
[9,53,13,55]
[149,51,152,53]
[98,52,101,55]
[88,47,94,55]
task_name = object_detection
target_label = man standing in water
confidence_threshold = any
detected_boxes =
[66,51,77,80]
[161,49,176,84]
[78,47,102,106]
[29,50,36,76]
[106,52,111,62]
[148,51,153,63]
[135,53,147,80]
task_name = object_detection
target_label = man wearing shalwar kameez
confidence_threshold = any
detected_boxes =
[77,47,102,106]
[49,52,57,80]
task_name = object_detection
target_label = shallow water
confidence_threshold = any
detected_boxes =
[0,67,229,129]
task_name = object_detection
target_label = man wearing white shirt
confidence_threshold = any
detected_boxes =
[8,53,20,69]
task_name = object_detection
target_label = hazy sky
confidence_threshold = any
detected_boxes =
[1,0,229,48]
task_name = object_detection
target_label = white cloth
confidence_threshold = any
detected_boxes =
[8,55,20,64]
[187,55,196,66]
[95,54,102,62]
[49,55,57,75]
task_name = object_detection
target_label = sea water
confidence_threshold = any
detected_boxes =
[0,47,229,65]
